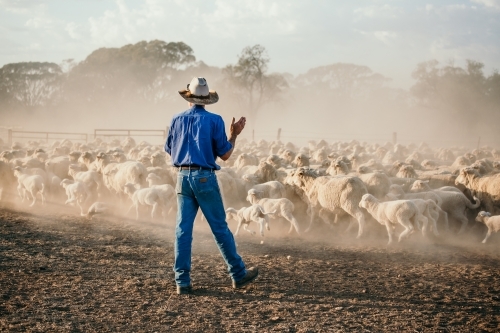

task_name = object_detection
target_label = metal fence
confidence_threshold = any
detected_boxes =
[0,127,496,150]
[6,130,88,146]
[94,129,167,145]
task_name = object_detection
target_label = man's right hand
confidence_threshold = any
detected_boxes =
[230,117,246,138]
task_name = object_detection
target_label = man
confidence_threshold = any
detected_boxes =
[164,77,259,295]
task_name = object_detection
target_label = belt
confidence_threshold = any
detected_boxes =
[178,165,214,171]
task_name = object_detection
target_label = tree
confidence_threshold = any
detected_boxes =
[222,45,288,128]
[0,62,62,108]
[410,59,500,137]
[293,63,391,99]
[62,40,197,104]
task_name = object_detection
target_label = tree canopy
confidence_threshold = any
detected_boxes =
[221,45,288,125]
[0,62,62,108]
[411,59,500,127]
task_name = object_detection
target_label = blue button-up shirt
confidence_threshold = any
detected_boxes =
[164,105,232,170]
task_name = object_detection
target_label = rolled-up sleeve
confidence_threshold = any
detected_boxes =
[212,117,232,157]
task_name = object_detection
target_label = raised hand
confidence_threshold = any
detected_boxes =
[230,117,246,138]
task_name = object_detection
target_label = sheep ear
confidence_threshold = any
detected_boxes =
[486,212,492,217]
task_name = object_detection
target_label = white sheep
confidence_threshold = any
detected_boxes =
[246,189,300,235]
[389,184,448,231]
[13,167,45,206]
[123,183,163,220]
[410,180,480,234]
[85,201,107,219]
[287,167,367,237]
[359,193,426,244]
[225,205,275,237]
[60,179,91,215]
[475,211,500,243]
[241,176,286,199]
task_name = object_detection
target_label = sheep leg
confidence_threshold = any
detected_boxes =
[243,223,256,235]
[29,190,37,207]
[283,212,300,234]
[429,216,440,236]
[258,218,265,237]
[398,218,414,242]
[305,206,318,232]
[234,219,243,236]
[40,190,45,206]
[17,185,25,202]
[456,213,469,234]
[419,215,428,236]
[135,204,140,220]
[151,203,158,220]
[385,222,394,245]
[482,229,492,244]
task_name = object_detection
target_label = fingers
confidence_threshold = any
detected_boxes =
[231,117,235,125]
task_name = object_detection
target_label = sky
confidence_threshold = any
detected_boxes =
[1,0,499,88]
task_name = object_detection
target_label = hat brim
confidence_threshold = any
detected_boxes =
[178,90,219,105]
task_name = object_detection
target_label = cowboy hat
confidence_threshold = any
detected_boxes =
[178,77,219,105]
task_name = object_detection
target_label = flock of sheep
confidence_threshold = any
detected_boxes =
[0,135,499,245]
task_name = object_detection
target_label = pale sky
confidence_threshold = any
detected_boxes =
[1,0,499,88]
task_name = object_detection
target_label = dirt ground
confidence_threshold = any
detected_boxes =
[1,203,500,333]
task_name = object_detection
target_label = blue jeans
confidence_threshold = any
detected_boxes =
[174,169,247,287]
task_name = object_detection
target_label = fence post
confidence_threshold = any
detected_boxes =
[476,136,481,150]
[252,130,255,143]
[8,129,12,147]
[46,132,49,143]
[392,132,397,145]
[277,128,281,141]
[165,126,169,139]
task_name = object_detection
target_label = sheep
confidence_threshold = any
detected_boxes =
[406,198,440,237]
[396,165,418,179]
[146,174,176,217]
[123,183,164,220]
[410,180,462,194]
[60,179,90,215]
[410,179,481,234]
[389,184,448,231]
[68,164,105,201]
[359,194,426,244]
[13,167,45,206]
[455,167,500,214]
[475,211,500,243]
[102,160,148,198]
[84,201,114,220]
[287,167,367,237]
[358,172,392,199]
[0,160,16,203]
[246,189,300,234]
[292,154,310,167]
[326,160,349,176]
[225,205,275,237]
[250,180,287,199]
[45,156,70,180]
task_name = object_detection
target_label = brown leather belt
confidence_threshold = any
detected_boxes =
[178,165,213,171]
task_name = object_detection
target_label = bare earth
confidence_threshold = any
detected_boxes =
[1,204,499,332]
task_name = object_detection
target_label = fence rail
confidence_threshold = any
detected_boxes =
[0,127,496,150]
[94,129,167,143]
[7,130,88,146]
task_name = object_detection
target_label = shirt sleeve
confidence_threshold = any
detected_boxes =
[212,117,232,157]
[164,120,174,155]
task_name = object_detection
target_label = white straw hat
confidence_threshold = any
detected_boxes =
[178,77,219,105]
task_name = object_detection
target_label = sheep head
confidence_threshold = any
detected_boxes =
[475,211,491,223]
[455,167,479,187]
